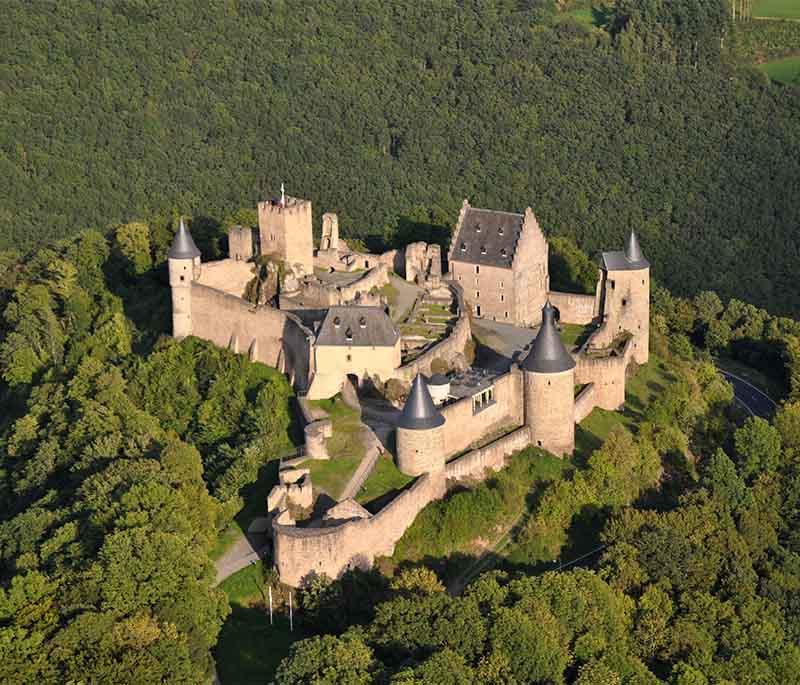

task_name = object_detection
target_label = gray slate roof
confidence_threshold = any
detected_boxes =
[315,306,399,347]
[521,301,576,374]
[168,219,201,260]
[398,374,446,430]
[451,207,522,269]
[601,230,649,271]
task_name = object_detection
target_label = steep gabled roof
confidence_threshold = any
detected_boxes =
[398,374,445,430]
[315,306,399,347]
[521,301,576,374]
[450,207,523,269]
[168,218,201,260]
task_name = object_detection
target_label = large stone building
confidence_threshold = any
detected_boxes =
[448,199,549,326]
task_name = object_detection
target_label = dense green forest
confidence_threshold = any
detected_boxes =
[2,0,800,315]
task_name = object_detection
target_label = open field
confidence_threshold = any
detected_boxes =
[754,0,800,19]
[760,55,800,84]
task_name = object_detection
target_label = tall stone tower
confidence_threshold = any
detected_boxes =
[168,218,201,340]
[396,374,446,476]
[257,187,314,275]
[596,230,650,365]
[522,301,576,456]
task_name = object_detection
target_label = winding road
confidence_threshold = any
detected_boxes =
[719,369,777,419]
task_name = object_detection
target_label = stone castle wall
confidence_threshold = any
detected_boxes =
[573,336,633,411]
[195,259,254,298]
[273,469,447,586]
[228,226,255,262]
[592,268,650,365]
[524,368,575,456]
[445,426,532,482]
[573,383,597,423]
[451,261,516,323]
[511,208,550,327]
[439,367,524,459]
[190,283,314,392]
[548,290,597,325]
[397,424,446,476]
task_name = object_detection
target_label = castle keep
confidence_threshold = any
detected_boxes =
[168,189,651,587]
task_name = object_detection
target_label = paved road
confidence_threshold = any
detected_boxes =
[214,533,270,585]
[719,370,776,419]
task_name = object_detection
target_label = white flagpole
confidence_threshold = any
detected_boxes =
[268,585,273,626]
[289,590,293,632]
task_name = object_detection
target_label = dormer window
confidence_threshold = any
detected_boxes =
[480,245,487,255]
[345,327,353,341]
[460,242,467,252]
[333,317,341,328]
[359,316,367,328]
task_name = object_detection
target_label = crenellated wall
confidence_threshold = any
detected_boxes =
[190,283,315,392]
[548,290,597,325]
[445,426,531,482]
[273,470,447,586]
[439,367,524,459]
[573,335,633,411]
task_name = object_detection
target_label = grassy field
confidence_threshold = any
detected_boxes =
[304,453,363,500]
[760,55,800,84]
[560,322,595,350]
[754,0,800,19]
[214,563,303,685]
[356,454,415,510]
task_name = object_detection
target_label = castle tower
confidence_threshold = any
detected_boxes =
[257,188,314,275]
[396,374,446,476]
[168,218,201,340]
[596,230,650,365]
[522,301,576,456]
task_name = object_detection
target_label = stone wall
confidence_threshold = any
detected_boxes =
[451,261,516,323]
[592,267,650,365]
[573,383,597,423]
[257,197,314,275]
[228,226,255,262]
[524,367,575,456]
[573,335,633,411]
[439,367,524,459]
[511,207,550,327]
[190,283,314,392]
[273,469,447,587]
[445,426,532,482]
[396,284,472,381]
[548,290,597,325]
[195,259,254,298]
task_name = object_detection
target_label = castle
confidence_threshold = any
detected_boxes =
[168,190,650,586]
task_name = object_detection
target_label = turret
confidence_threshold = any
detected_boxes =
[396,374,446,476]
[522,301,576,456]
[168,218,201,340]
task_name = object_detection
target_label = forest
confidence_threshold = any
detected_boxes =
[1,0,800,315]
[2,1,800,683]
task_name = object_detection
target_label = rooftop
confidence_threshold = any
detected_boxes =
[450,207,523,269]
[448,367,503,400]
[521,301,576,373]
[315,306,399,347]
[398,374,445,430]
[601,230,649,271]
[168,218,201,260]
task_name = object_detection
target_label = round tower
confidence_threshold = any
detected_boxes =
[168,218,201,340]
[396,374,446,476]
[522,301,576,457]
[623,230,650,365]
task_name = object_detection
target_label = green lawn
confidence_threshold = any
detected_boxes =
[214,562,303,685]
[304,453,363,500]
[754,0,800,19]
[760,55,800,84]
[356,454,415,510]
[559,322,595,350]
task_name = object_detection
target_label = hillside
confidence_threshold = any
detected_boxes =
[1,1,800,315]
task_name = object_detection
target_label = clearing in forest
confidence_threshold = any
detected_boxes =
[754,0,800,20]
[760,55,800,84]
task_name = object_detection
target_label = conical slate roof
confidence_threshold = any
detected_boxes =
[625,230,646,265]
[521,302,576,374]
[397,374,445,430]
[168,218,201,260]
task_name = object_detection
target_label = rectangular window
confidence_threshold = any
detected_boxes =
[500,281,504,289]
[475,266,480,274]
[346,354,352,362]
[504,311,508,318]
[476,291,480,299]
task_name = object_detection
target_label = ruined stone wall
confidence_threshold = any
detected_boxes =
[451,261,516,323]
[548,290,597,325]
[190,283,314,392]
[228,226,255,262]
[511,208,549,327]
[397,285,472,381]
[439,367,524,459]
[195,259,254,298]
[574,383,597,424]
[445,426,532,482]
[337,263,390,302]
[573,336,633,411]
[273,470,447,587]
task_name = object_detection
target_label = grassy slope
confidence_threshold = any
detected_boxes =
[760,55,800,84]
[214,563,302,685]
[357,454,415,510]
[754,0,800,19]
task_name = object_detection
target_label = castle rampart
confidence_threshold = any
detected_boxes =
[548,290,597,325]
[190,283,315,392]
[573,336,633,411]
[445,426,532,482]
[573,383,597,423]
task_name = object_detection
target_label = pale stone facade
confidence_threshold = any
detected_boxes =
[524,368,575,456]
[257,195,314,275]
